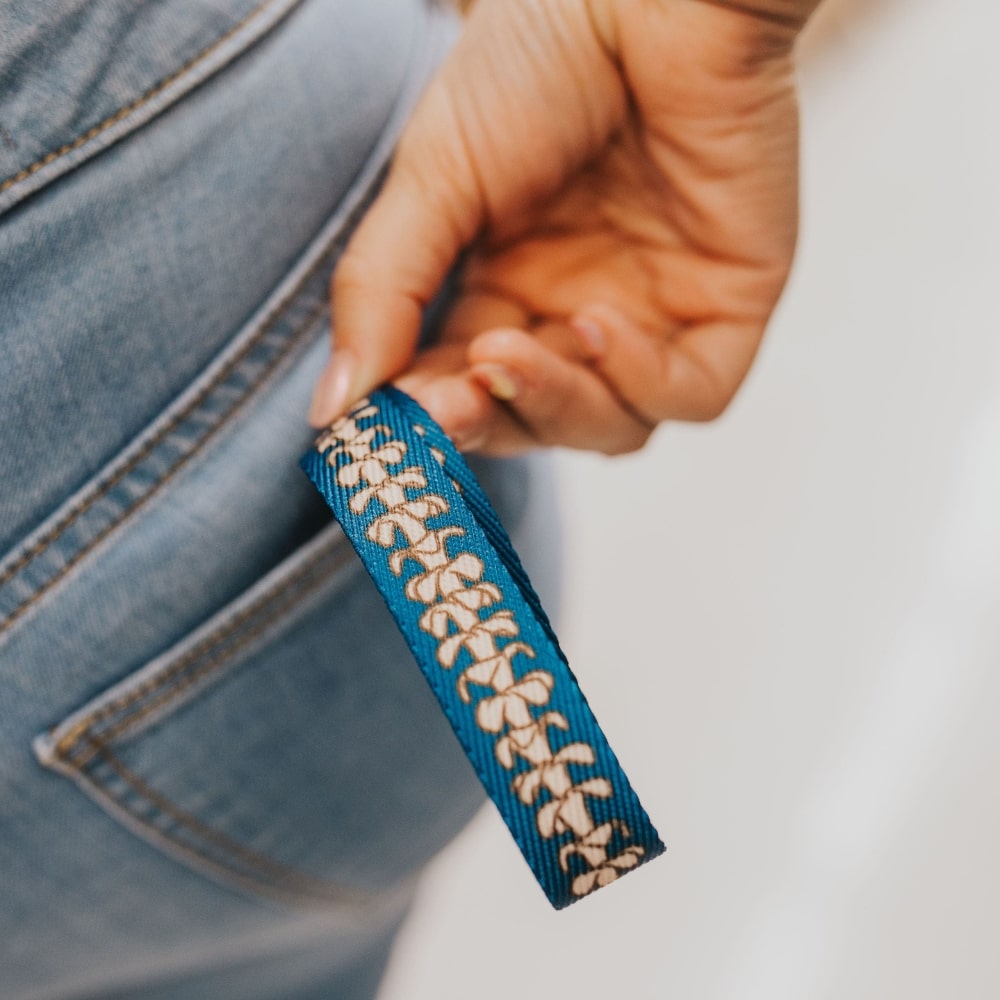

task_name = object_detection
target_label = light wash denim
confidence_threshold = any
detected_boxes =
[0,2,560,997]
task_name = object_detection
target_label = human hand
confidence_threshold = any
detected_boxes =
[308,0,819,454]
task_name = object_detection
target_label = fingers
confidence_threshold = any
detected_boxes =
[390,290,536,453]
[394,294,765,456]
[467,330,653,455]
[568,302,765,423]
[395,323,654,456]
[307,0,627,430]
[308,84,484,428]
[396,365,513,454]
[393,296,765,456]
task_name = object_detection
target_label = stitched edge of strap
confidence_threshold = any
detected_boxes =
[302,389,666,908]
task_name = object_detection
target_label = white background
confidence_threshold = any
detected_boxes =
[382,0,1000,996]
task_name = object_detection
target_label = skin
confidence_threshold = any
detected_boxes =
[309,0,822,455]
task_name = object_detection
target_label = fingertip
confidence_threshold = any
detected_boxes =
[471,363,521,402]
[396,372,496,451]
[465,326,531,367]
[307,349,357,428]
[470,334,651,453]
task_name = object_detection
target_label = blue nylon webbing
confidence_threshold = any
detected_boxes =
[300,387,664,908]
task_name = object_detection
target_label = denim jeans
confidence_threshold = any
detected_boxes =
[0,2,559,997]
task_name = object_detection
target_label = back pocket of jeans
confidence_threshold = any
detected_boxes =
[32,518,487,907]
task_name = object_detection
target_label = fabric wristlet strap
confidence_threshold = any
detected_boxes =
[300,387,664,908]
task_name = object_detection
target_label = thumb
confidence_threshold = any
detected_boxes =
[307,84,484,428]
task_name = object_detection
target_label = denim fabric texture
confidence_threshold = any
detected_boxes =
[0,2,561,997]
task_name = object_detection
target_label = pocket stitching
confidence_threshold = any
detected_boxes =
[81,738,383,905]
[53,529,355,766]
[0,0,291,197]
[38,527,384,906]
[0,294,327,617]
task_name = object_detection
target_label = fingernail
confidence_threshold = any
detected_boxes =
[451,427,488,453]
[308,351,356,427]
[475,365,520,402]
[570,316,607,359]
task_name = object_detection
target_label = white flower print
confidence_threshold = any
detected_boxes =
[388,525,464,576]
[348,467,427,515]
[536,778,614,839]
[366,496,450,547]
[510,741,595,804]
[405,552,490,605]
[495,711,569,768]
[456,640,533,702]
[315,397,649,903]
[475,672,556,731]
[436,610,519,668]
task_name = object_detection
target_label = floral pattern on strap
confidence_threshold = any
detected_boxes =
[315,401,646,900]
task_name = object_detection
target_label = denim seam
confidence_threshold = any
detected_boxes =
[0,0,450,625]
[0,0,292,197]
[38,534,372,906]
[0,291,331,637]
[85,740,381,905]
[0,264,329,585]
[55,531,356,766]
